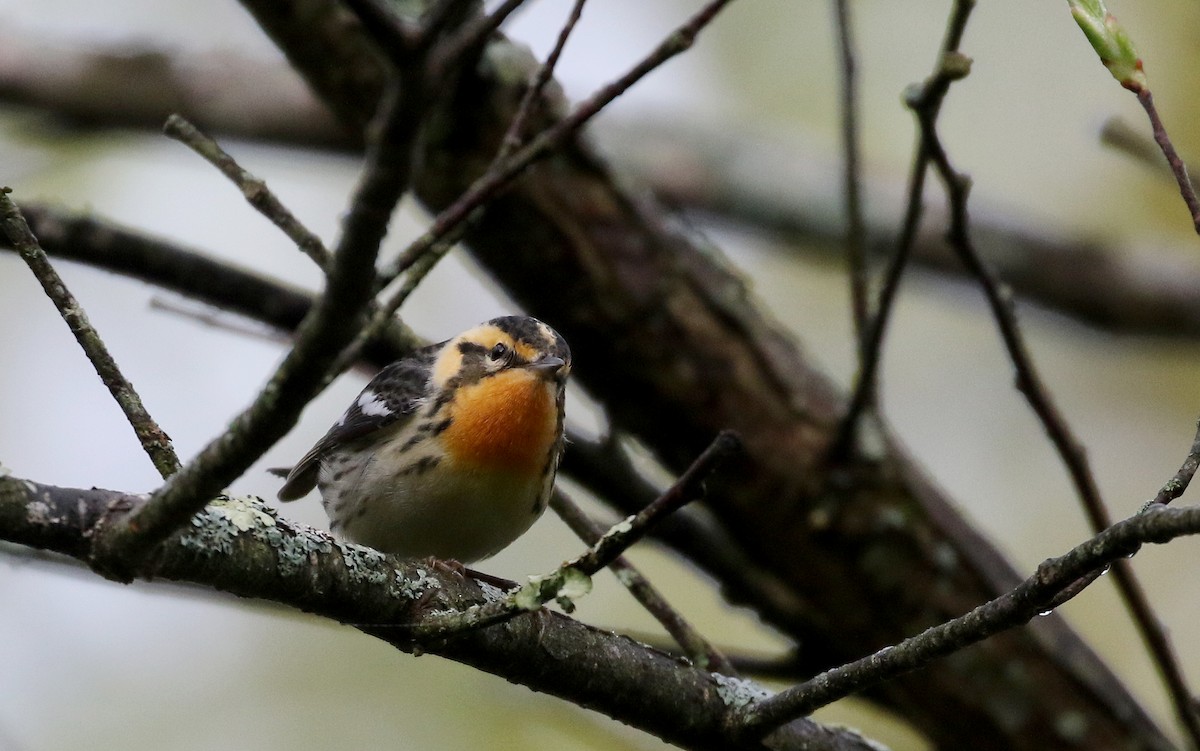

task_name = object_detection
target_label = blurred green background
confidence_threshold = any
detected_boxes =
[1,1,1198,749]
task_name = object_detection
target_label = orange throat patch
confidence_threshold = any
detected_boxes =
[440,370,558,474]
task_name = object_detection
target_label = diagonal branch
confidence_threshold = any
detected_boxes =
[913,74,1200,748]
[163,114,332,268]
[830,0,869,356]
[0,189,180,478]
[1150,418,1200,507]
[735,500,1200,738]
[549,489,736,674]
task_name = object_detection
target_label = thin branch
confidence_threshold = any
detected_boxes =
[914,78,1200,749]
[410,431,741,639]
[1150,418,1200,506]
[380,0,736,289]
[162,114,331,268]
[549,489,735,674]
[563,431,740,576]
[0,189,180,478]
[736,500,1200,738]
[91,77,428,578]
[496,0,587,163]
[831,1,976,459]
[378,0,585,286]
[1136,87,1200,237]
[831,0,869,354]
[559,430,823,632]
[330,231,457,377]
[430,0,529,77]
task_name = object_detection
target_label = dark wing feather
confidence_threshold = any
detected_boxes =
[276,348,438,501]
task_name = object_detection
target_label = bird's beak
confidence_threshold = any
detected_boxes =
[527,355,568,379]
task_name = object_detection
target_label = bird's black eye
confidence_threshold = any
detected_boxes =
[488,342,510,363]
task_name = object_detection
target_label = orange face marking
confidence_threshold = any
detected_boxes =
[440,368,558,474]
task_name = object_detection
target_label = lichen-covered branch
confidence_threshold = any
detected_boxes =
[0,473,882,751]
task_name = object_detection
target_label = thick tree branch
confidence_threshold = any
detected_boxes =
[0,474,881,751]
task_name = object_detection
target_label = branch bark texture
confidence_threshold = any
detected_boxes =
[0,474,880,751]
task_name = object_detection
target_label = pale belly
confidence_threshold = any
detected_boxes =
[334,454,548,563]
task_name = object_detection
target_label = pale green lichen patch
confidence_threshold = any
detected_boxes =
[335,541,389,586]
[712,674,772,710]
[474,579,508,602]
[211,495,277,532]
[180,496,278,557]
[180,506,241,556]
[557,567,592,602]
[396,567,440,600]
[0,462,10,478]
[270,526,334,576]
[514,567,593,613]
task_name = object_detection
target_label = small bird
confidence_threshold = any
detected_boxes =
[277,316,570,563]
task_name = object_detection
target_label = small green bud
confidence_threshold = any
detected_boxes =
[1068,0,1147,90]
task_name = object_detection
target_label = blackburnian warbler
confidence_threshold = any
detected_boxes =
[277,316,570,563]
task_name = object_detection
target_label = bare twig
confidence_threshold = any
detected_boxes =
[913,70,1200,749]
[832,0,976,458]
[496,0,587,162]
[381,0,737,289]
[1136,88,1200,237]
[735,502,1200,738]
[1149,418,1200,506]
[162,114,331,268]
[1101,118,1175,173]
[430,0,529,77]
[549,489,735,674]
[0,189,180,478]
[831,0,869,353]
[330,232,457,377]
[379,0,584,286]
